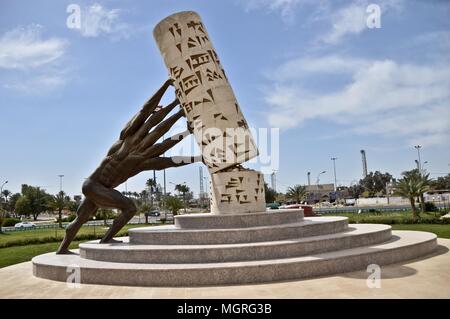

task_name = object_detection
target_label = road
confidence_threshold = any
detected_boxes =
[314,203,448,214]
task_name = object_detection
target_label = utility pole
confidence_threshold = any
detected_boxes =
[307,172,311,186]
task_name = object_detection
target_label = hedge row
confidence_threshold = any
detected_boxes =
[347,215,450,225]
[2,218,21,227]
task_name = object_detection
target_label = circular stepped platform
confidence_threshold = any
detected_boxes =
[174,209,304,229]
[80,224,392,263]
[32,211,438,287]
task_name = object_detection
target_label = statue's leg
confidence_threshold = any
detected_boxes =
[56,199,98,254]
[82,181,137,243]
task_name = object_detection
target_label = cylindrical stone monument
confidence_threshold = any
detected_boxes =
[153,11,258,174]
[154,11,266,214]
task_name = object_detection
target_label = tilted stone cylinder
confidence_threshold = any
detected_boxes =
[154,11,266,214]
[153,11,258,174]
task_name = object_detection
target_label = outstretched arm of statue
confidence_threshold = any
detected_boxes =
[119,78,173,140]
[140,155,203,171]
[57,79,197,254]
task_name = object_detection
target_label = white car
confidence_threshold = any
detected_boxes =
[14,221,36,229]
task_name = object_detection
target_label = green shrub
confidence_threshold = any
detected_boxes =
[94,208,116,221]
[2,218,21,227]
[58,214,76,223]
[349,214,449,225]
[424,202,438,212]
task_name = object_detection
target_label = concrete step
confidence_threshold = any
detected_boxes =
[80,224,392,263]
[129,216,349,245]
[174,209,303,229]
[32,230,437,287]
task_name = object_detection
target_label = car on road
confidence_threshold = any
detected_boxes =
[146,211,160,217]
[14,221,36,229]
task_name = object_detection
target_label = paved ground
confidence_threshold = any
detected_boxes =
[1,238,450,299]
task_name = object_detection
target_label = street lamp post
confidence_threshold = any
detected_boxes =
[414,145,422,175]
[307,172,311,186]
[331,157,338,206]
[316,171,326,185]
[93,216,96,237]
[204,176,210,210]
[331,157,338,192]
[0,180,8,207]
[57,175,64,193]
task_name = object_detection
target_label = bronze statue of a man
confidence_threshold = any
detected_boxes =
[57,79,200,254]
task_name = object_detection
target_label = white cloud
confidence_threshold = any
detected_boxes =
[270,55,369,81]
[3,74,67,94]
[0,24,69,93]
[320,0,403,44]
[264,55,450,147]
[0,24,67,69]
[322,1,367,44]
[237,0,319,24]
[238,0,403,44]
[75,3,130,39]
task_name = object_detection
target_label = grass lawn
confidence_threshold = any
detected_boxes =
[0,223,151,268]
[0,223,151,248]
[0,241,82,268]
[327,211,450,238]
[391,224,450,239]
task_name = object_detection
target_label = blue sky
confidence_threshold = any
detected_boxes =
[0,0,449,197]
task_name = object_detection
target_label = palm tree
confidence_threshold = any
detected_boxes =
[417,173,431,213]
[399,170,431,215]
[175,184,190,213]
[1,189,11,210]
[163,195,183,217]
[286,185,307,203]
[395,173,423,219]
[140,190,149,203]
[49,191,69,228]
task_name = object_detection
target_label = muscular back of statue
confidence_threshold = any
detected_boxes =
[57,79,200,254]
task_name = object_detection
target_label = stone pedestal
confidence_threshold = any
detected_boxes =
[153,11,258,173]
[210,167,266,214]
